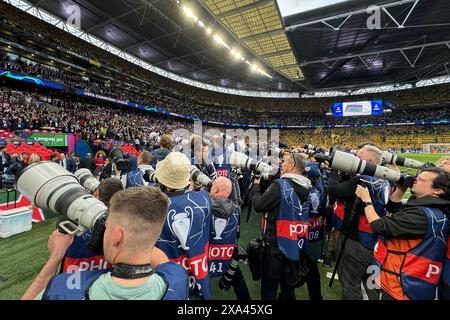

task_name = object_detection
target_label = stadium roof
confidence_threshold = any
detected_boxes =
[8,0,450,96]
[16,0,304,95]
[283,0,450,91]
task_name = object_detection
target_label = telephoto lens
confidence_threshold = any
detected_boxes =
[229,152,278,179]
[16,161,108,235]
[327,150,416,184]
[74,168,100,194]
[218,246,247,291]
[143,169,158,183]
[381,151,424,168]
[149,132,160,144]
[190,166,212,188]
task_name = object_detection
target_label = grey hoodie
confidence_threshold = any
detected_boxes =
[211,197,238,219]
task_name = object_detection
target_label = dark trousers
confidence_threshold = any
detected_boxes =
[231,267,251,300]
[335,235,380,300]
[305,259,323,300]
[260,248,296,300]
[439,282,450,300]
[380,290,394,300]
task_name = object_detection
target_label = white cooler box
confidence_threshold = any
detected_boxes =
[0,206,33,238]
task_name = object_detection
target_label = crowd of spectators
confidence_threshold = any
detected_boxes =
[0,1,449,151]
[1,0,450,116]
[0,86,190,146]
[1,50,449,128]
[1,85,448,152]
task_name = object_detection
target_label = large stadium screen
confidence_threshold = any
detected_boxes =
[333,100,383,117]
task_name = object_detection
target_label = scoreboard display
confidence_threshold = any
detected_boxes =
[333,100,383,117]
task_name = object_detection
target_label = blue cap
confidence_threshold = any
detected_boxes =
[304,161,321,177]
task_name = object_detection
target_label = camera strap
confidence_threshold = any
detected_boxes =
[111,263,153,279]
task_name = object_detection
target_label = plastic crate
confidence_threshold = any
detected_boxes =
[0,206,33,238]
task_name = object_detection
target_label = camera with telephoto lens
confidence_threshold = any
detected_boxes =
[15,161,107,253]
[143,169,158,184]
[74,168,100,194]
[190,166,212,189]
[143,165,212,189]
[316,149,416,188]
[304,144,327,157]
[229,152,278,180]
[149,132,161,145]
[381,151,424,169]
[219,246,247,291]
[109,145,130,171]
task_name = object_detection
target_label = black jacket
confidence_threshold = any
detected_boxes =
[0,152,11,171]
[249,176,311,252]
[99,163,112,180]
[327,169,364,240]
[80,158,96,174]
[370,195,450,239]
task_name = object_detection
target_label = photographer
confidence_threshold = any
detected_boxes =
[97,158,113,181]
[249,151,311,300]
[153,152,230,300]
[22,187,188,300]
[209,176,251,300]
[301,162,326,300]
[437,157,450,300]
[355,167,450,300]
[80,153,96,174]
[3,153,25,185]
[59,177,124,273]
[151,134,172,167]
[438,156,450,173]
[117,150,153,188]
[1,145,11,186]
[190,135,217,184]
[327,145,390,300]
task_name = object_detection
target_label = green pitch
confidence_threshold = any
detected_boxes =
[0,154,446,300]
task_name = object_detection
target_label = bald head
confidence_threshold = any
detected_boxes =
[210,176,233,198]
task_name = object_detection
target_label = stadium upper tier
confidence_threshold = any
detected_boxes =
[1,50,449,128]
[0,0,450,121]
[1,85,449,151]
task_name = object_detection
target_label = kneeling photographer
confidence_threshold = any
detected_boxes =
[248,151,311,300]
[22,186,188,300]
[355,167,450,300]
[326,145,390,300]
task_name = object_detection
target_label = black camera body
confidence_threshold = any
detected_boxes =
[218,246,247,291]
[115,158,131,171]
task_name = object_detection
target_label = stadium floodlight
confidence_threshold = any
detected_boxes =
[214,34,224,45]
[206,28,212,35]
[182,6,194,18]
[198,20,205,28]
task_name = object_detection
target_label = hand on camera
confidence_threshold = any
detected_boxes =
[48,230,74,262]
[355,185,371,202]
